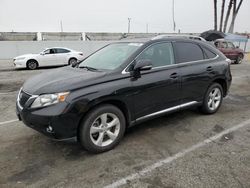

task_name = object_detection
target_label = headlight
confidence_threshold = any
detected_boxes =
[15,57,26,60]
[31,92,69,108]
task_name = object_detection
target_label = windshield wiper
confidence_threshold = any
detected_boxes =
[78,66,98,71]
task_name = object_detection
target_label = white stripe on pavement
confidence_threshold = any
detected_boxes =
[0,91,18,95]
[0,119,19,126]
[104,118,250,188]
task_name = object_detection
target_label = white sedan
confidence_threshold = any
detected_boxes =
[13,47,84,70]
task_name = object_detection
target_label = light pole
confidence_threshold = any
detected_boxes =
[128,18,131,33]
[172,0,176,32]
[60,20,63,32]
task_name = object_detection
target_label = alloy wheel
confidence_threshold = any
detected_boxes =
[90,113,120,147]
[237,55,243,64]
[28,61,37,70]
[69,59,77,65]
[207,87,222,111]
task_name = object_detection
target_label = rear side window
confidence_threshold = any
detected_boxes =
[203,47,217,59]
[56,48,70,53]
[174,42,204,63]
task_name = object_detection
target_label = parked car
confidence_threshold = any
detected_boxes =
[16,38,232,153]
[13,47,84,70]
[214,39,244,64]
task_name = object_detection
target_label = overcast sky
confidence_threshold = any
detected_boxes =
[0,0,249,33]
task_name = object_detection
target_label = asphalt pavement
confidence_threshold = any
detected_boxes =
[0,60,250,188]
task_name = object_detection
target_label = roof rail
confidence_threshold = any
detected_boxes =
[151,34,206,41]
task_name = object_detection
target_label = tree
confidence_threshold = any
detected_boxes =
[219,0,226,32]
[228,0,244,33]
[214,0,218,30]
[223,0,233,33]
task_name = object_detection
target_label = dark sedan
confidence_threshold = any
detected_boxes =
[16,38,232,153]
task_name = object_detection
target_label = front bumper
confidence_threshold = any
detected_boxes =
[16,102,80,140]
[13,59,26,68]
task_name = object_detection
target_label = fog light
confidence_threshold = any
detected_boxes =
[46,126,53,133]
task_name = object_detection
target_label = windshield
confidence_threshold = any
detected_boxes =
[79,43,142,70]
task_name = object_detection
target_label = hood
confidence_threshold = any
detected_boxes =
[14,54,38,59]
[22,66,107,95]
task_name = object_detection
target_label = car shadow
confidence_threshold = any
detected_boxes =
[1,65,69,72]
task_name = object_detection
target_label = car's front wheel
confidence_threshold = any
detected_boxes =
[78,104,126,153]
[26,60,38,70]
[200,83,223,114]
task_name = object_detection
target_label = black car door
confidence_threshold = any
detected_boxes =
[173,41,218,103]
[130,42,182,120]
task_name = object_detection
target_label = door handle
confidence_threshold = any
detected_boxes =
[206,66,213,72]
[170,72,178,79]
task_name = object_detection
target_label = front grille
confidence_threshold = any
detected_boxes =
[19,90,31,107]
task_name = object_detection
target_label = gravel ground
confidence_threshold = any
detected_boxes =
[0,60,250,188]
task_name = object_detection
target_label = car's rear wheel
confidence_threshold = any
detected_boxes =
[78,104,126,153]
[26,60,38,70]
[235,54,243,64]
[200,83,223,114]
[68,58,77,66]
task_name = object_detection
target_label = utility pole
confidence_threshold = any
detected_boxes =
[128,18,131,33]
[172,0,176,32]
[60,20,63,32]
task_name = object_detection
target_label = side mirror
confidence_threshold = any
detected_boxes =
[131,59,152,78]
[134,59,152,71]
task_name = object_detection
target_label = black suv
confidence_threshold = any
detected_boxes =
[16,38,232,153]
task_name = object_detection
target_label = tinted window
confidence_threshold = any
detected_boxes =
[44,49,50,54]
[227,42,235,48]
[43,49,55,54]
[56,48,70,53]
[203,47,217,59]
[136,43,174,68]
[49,49,56,54]
[221,42,228,48]
[174,42,204,63]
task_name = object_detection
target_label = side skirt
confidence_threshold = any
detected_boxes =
[130,101,200,126]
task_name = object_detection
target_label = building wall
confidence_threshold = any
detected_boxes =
[41,32,83,41]
[0,32,37,41]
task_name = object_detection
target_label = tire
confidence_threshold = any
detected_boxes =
[200,83,223,114]
[235,54,243,64]
[26,60,38,70]
[78,104,126,153]
[68,58,77,66]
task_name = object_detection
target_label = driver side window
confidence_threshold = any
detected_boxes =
[227,42,235,49]
[44,49,50,54]
[136,43,174,68]
[44,49,55,54]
